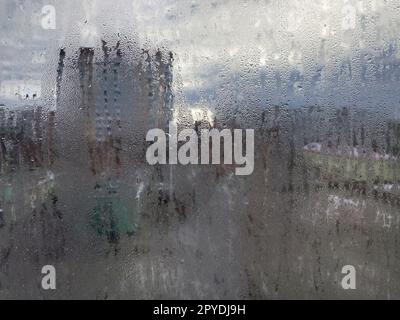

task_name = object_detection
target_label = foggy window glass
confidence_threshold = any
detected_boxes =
[1,0,400,299]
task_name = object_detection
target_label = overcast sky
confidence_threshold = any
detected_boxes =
[1,0,399,111]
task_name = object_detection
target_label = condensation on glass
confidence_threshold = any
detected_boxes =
[0,0,400,299]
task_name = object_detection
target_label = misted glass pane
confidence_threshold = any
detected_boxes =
[1,0,400,299]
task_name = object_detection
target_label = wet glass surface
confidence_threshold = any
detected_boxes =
[1,0,400,299]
